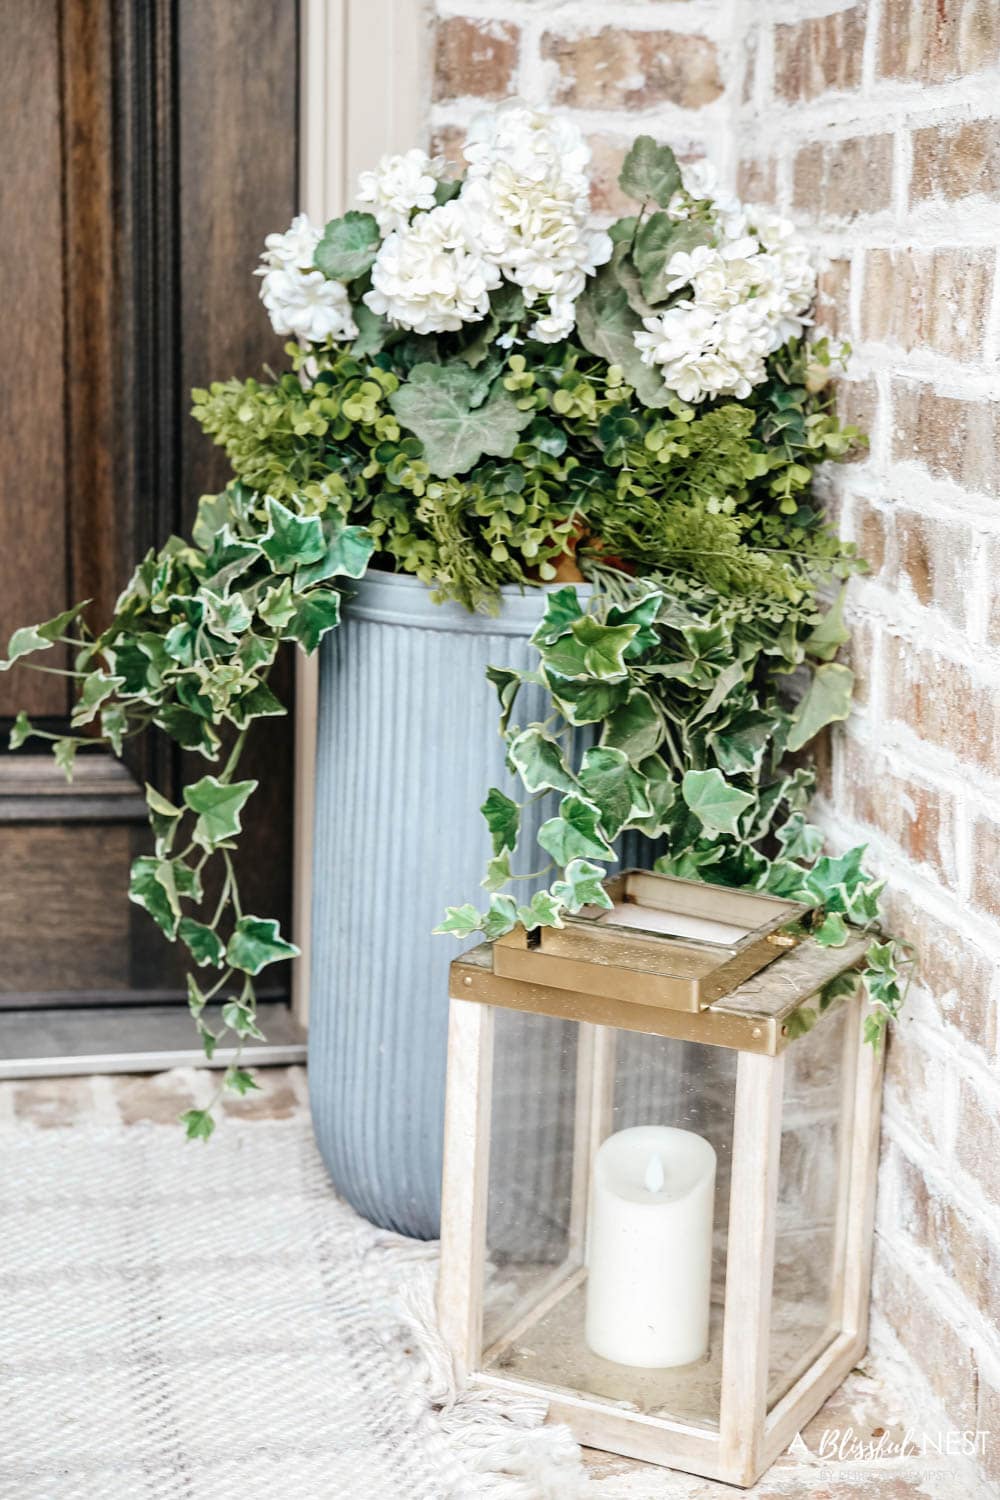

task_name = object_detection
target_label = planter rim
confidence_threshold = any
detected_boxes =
[343,568,592,635]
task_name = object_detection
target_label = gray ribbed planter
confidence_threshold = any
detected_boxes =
[308,571,586,1239]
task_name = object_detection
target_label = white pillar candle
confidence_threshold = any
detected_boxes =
[585,1125,716,1369]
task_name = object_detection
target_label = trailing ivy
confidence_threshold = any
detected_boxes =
[437,582,913,1046]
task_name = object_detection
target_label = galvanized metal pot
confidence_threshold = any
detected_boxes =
[308,571,586,1238]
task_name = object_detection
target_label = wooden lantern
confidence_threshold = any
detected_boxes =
[437,874,883,1488]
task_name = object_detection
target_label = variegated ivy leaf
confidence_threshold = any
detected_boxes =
[53,738,78,781]
[0,602,91,670]
[538,796,616,864]
[814,912,849,947]
[545,670,628,726]
[481,893,519,940]
[709,708,772,776]
[480,787,520,855]
[154,704,221,758]
[540,617,638,682]
[128,856,200,939]
[229,682,286,729]
[225,1067,261,1096]
[775,812,825,864]
[178,917,226,968]
[182,1109,216,1141]
[681,768,754,837]
[786,662,854,753]
[517,891,564,932]
[9,710,34,749]
[550,858,612,913]
[482,851,511,892]
[433,904,482,938]
[146,784,183,855]
[282,590,342,653]
[184,775,258,851]
[186,973,207,1016]
[577,747,652,838]
[259,577,297,630]
[295,523,375,587]
[805,588,850,663]
[101,704,129,756]
[631,754,676,837]
[804,847,866,910]
[70,672,125,728]
[220,998,267,1038]
[606,590,663,658]
[226,916,299,976]
[199,527,259,595]
[508,727,577,796]
[259,497,327,573]
[601,690,662,762]
[531,585,585,647]
[203,590,252,641]
[485,665,522,732]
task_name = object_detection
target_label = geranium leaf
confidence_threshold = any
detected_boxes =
[259,497,327,573]
[574,266,671,409]
[681,767,754,836]
[183,775,258,850]
[226,916,299,975]
[787,662,854,752]
[389,364,534,478]
[480,787,520,855]
[315,210,380,281]
[634,214,714,304]
[618,135,682,207]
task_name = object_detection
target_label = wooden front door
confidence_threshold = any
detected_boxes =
[0,0,299,1009]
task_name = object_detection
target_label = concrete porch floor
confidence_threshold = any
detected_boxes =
[1,1066,981,1499]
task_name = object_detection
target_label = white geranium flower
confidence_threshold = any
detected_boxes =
[635,168,816,403]
[364,200,501,335]
[258,212,322,271]
[357,148,443,235]
[255,213,358,343]
[458,102,610,339]
[259,267,358,343]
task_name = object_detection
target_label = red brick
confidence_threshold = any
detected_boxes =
[872,1252,980,1429]
[541,27,723,111]
[892,1146,1000,1337]
[815,257,852,337]
[879,0,1000,84]
[970,816,1000,923]
[911,118,1000,202]
[793,135,893,221]
[957,1075,1000,1209]
[892,382,1000,496]
[433,17,520,101]
[775,4,867,101]
[885,633,1000,773]
[429,125,468,175]
[835,376,877,460]
[841,739,961,888]
[881,889,996,1052]
[862,248,993,361]
[893,508,974,628]
[736,156,778,206]
[851,496,891,578]
[585,136,633,217]
[884,1022,953,1152]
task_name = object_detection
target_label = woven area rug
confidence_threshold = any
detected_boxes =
[0,1089,586,1500]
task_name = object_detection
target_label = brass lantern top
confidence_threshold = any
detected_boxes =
[452,871,866,1057]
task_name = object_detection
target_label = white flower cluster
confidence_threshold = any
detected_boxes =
[361,107,611,343]
[460,106,613,342]
[634,162,816,405]
[357,148,443,235]
[365,199,501,335]
[255,213,358,344]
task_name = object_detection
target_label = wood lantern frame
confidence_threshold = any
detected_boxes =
[437,930,884,1488]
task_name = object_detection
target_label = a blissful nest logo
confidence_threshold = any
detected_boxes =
[789,1424,990,1481]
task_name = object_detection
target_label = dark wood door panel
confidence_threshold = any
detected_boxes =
[0,0,299,1006]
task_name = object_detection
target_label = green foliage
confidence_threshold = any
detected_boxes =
[446,580,910,1042]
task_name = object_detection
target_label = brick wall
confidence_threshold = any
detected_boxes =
[427,0,1000,1478]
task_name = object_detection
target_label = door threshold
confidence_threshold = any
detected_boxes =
[0,1002,306,1080]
